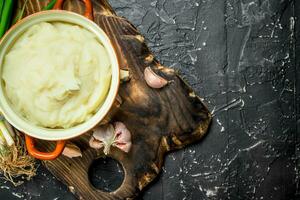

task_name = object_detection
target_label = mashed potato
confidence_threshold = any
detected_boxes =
[2,22,112,128]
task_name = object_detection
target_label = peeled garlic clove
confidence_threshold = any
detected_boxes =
[144,67,168,89]
[89,136,104,149]
[62,143,82,158]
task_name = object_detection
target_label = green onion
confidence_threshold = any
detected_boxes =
[43,0,57,10]
[0,0,14,38]
[12,0,29,25]
[0,120,14,146]
[4,120,15,138]
[0,0,5,19]
[0,130,5,147]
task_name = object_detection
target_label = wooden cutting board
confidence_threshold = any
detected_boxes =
[18,0,212,199]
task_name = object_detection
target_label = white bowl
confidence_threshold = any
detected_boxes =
[0,11,120,141]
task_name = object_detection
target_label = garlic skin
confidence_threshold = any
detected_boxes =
[89,137,103,149]
[62,143,82,158]
[144,67,168,89]
[89,122,132,154]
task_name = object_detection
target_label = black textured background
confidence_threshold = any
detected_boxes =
[0,0,299,199]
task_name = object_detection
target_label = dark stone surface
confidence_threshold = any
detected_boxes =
[0,0,299,199]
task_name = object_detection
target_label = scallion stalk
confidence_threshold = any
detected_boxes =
[12,0,29,25]
[43,0,57,10]
[0,0,5,19]
[0,120,14,146]
[0,0,14,38]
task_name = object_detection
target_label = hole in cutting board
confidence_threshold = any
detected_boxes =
[89,157,124,192]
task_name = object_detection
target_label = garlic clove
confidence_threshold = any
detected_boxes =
[91,124,115,155]
[113,122,132,153]
[62,143,82,158]
[115,142,132,153]
[114,122,131,143]
[116,94,123,105]
[89,136,104,149]
[144,67,168,89]
[92,124,115,143]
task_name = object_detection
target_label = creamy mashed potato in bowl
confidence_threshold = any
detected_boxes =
[3,22,112,129]
[0,9,119,160]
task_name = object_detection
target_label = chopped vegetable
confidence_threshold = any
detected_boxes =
[43,0,57,10]
[0,0,14,38]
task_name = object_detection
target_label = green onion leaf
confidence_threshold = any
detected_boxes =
[0,0,14,38]
[0,0,5,20]
[0,121,14,146]
[43,0,57,10]
[12,0,29,25]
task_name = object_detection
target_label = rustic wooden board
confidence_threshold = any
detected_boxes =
[19,0,212,199]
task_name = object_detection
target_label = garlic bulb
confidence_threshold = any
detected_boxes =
[62,143,82,158]
[144,67,168,89]
[89,122,132,155]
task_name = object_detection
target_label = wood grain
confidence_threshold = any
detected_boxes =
[18,0,212,199]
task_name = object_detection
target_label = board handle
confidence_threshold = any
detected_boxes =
[53,0,94,20]
[25,135,66,160]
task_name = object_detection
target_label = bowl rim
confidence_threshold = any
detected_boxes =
[0,10,120,141]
